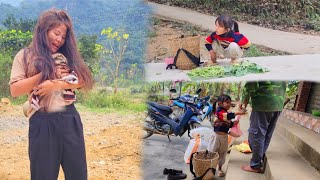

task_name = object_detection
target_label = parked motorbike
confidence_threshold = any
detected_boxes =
[143,92,202,141]
[170,90,214,122]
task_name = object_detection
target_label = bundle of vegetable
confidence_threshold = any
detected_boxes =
[224,61,269,77]
[187,61,269,79]
[188,66,225,78]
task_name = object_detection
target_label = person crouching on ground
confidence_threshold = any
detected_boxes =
[205,14,251,66]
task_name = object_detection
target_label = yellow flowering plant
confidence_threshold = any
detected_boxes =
[96,27,130,93]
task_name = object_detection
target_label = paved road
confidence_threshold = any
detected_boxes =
[142,120,226,180]
[148,2,320,54]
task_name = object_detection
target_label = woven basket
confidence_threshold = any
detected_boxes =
[193,151,219,180]
[169,35,200,70]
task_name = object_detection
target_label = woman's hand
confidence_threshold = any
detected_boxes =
[33,80,62,96]
[10,73,43,97]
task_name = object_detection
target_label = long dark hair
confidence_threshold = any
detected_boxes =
[28,9,93,90]
[212,94,232,113]
[215,14,239,35]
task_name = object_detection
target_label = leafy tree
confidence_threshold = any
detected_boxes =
[78,34,100,74]
[0,0,150,83]
[3,14,36,32]
[97,27,130,93]
[0,30,32,97]
[0,53,13,96]
[0,29,32,56]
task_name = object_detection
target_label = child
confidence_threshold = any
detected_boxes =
[207,94,245,177]
[205,14,251,65]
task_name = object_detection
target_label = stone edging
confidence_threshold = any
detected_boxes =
[281,109,320,134]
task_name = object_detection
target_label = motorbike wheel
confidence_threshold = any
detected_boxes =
[142,119,154,139]
[190,122,202,130]
[143,131,153,139]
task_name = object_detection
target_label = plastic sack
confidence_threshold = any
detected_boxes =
[164,57,174,65]
[189,127,213,143]
[229,115,243,138]
[229,124,243,137]
[228,115,243,147]
[184,137,208,164]
[235,140,252,153]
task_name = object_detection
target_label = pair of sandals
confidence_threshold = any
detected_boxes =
[163,168,187,180]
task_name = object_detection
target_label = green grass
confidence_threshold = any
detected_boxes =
[77,90,147,113]
[147,30,157,38]
[244,45,270,57]
[180,24,201,35]
[150,17,162,26]
[147,94,170,104]
[75,103,146,115]
[4,89,147,114]
[244,44,291,57]
[9,95,28,105]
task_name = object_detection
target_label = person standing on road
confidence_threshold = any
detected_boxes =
[239,81,286,173]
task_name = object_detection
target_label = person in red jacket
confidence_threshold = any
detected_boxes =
[205,15,251,65]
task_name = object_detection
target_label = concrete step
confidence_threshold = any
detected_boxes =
[226,113,320,180]
[276,116,320,172]
[225,138,266,180]
[266,129,320,180]
[225,112,265,180]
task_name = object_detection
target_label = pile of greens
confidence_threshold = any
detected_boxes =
[187,66,225,78]
[312,110,320,117]
[188,61,269,79]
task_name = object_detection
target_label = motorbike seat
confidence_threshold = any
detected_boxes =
[147,101,173,114]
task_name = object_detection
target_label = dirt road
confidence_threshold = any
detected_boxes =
[0,104,142,180]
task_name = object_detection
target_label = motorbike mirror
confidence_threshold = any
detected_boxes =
[196,88,202,94]
[169,88,177,93]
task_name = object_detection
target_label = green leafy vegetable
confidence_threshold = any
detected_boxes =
[312,110,320,117]
[187,60,269,79]
[188,66,225,78]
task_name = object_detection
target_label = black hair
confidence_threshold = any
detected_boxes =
[215,14,239,35]
[212,94,232,113]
